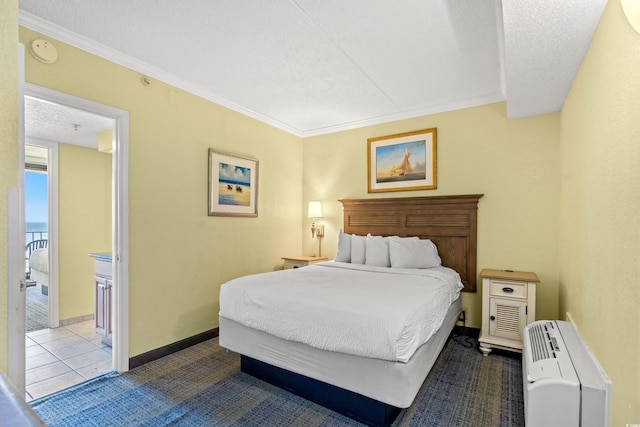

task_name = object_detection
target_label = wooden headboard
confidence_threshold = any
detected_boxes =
[339,194,483,292]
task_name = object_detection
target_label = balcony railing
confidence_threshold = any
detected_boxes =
[25,231,48,276]
[26,231,48,244]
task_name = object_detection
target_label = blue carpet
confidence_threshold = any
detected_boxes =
[31,336,524,426]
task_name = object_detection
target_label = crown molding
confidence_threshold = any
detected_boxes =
[298,93,506,137]
[19,11,305,137]
[19,11,507,139]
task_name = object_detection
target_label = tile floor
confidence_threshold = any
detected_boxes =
[25,320,113,402]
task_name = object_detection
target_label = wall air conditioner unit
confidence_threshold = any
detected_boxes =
[523,320,611,427]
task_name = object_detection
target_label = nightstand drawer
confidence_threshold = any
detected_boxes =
[489,280,526,298]
[284,259,308,269]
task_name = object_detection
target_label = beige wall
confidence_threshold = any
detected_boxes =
[0,0,19,375]
[560,0,640,424]
[303,102,561,328]
[19,27,304,357]
[58,143,112,321]
[6,4,636,424]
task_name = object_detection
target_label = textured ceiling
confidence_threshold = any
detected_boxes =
[19,0,606,139]
[25,96,113,148]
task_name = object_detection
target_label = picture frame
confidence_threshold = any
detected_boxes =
[208,148,259,217]
[367,128,437,193]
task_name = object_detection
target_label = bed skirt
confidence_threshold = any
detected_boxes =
[241,354,401,426]
[219,297,460,425]
[30,269,48,287]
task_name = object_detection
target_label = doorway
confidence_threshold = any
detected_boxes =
[23,135,117,401]
[24,144,49,332]
[8,82,130,399]
[23,103,116,400]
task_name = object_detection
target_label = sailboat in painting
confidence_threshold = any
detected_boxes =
[389,148,413,177]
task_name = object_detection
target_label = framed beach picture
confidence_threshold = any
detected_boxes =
[367,128,437,193]
[208,148,259,217]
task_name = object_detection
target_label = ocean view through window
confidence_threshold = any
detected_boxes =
[25,171,48,243]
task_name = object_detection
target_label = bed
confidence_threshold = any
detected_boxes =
[219,194,482,426]
[27,239,49,288]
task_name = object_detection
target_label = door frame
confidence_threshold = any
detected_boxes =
[24,83,130,374]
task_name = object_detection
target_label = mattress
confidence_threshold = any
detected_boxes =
[219,296,461,408]
[219,262,463,362]
[29,248,48,273]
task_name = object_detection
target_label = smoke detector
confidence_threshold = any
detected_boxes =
[621,0,640,33]
[29,39,58,64]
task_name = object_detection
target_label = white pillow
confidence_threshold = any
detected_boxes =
[389,237,441,268]
[334,229,351,262]
[350,234,367,264]
[365,234,390,267]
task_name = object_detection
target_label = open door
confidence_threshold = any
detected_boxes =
[7,43,27,395]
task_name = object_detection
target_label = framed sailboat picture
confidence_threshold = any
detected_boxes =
[208,148,259,217]
[367,128,437,193]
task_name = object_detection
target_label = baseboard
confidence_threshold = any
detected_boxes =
[59,313,94,327]
[129,328,219,369]
[127,324,473,371]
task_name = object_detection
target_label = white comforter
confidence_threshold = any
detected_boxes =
[29,248,48,273]
[219,262,463,363]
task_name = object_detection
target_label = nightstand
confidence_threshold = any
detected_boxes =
[478,268,539,356]
[282,256,328,269]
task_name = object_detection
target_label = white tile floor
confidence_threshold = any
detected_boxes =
[25,320,113,402]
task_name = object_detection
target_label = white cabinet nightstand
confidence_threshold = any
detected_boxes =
[282,256,328,269]
[478,268,539,356]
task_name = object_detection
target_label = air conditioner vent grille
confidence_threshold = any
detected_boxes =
[529,322,557,362]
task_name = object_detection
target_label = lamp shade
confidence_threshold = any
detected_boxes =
[308,201,323,218]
